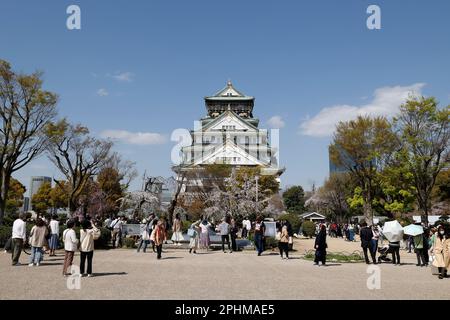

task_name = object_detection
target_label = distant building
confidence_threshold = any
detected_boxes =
[29,176,51,199]
[329,146,350,174]
[22,197,30,212]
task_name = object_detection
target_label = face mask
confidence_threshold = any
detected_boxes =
[440,231,445,235]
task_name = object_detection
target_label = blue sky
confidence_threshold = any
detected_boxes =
[1,0,449,196]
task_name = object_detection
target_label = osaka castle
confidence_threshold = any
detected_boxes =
[174,81,284,191]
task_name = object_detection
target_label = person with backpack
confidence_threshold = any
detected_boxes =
[414,227,427,267]
[62,219,78,276]
[79,219,101,277]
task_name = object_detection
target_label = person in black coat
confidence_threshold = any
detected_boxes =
[314,224,327,266]
[360,222,377,264]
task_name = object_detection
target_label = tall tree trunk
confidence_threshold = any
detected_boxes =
[0,173,11,225]
[364,180,373,225]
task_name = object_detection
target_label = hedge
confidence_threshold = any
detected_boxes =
[301,221,316,238]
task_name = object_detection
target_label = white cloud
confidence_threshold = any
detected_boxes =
[112,72,134,82]
[267,115,285,129]
[97,88,109,97]
[299,83,426,137]
[100,130,166,145]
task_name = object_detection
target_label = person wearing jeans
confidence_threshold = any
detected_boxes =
[216,218,232,253]
[79,219,101,277]
[28,218,48,267]
[11,213,27,266]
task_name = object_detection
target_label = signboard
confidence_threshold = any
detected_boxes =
[122,224,142,236]
[264,222,277,238]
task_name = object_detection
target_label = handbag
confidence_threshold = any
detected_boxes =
[275,232,281,241]
[288,236,293,244]
[142,230,150,241]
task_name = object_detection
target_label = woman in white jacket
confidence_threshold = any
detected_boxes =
[62,220,79,276]
[79,219,101,277]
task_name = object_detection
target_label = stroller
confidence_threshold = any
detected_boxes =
[377,245,393,263]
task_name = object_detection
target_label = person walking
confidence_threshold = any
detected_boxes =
[62,219,78,276]
[407,235,415,253]
[414,231,427,267]
[278,225,289,259]
[188,220,201,254]
[28,218,49,267]
[79,219,101,277]
[151,219,166,260]
[199,219,211,251]
[432,226,449,279]
[11,213,27,266]
[230,218,238,252]
[242,217,251,239]
[217,218,232,253]
[371,224,380,257]
[254,216,266,256]
[171,214,183,246]
[389,239,401,266]
[110,216,123,248]
[314,224,327,266]
[48,214,60,257]
[137,219,151,253]
[360,222,377,264]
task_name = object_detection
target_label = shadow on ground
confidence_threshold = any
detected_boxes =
[92,272,128,277]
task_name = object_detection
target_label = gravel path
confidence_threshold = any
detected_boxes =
[1,238,448,300]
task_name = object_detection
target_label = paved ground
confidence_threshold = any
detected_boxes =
[1,238,449,300]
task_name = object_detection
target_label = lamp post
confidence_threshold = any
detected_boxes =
[255,175,260,203]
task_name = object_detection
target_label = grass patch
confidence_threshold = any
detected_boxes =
[303,250,364,263]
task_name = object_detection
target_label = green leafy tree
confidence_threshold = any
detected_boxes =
[282,186,305,214]
[5,178,26,214]
[234,167,279,197]
[0,60,57,224]
[330,116,398,224]
[32,182,52,215]
[432,169,450,202]
[97,167,123,215]
[49,180,69,209]
[395,97,450,222]
[378,151,416,215]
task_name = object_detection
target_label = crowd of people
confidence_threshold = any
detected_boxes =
[310,220,450,280]
[7,212,450,280]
